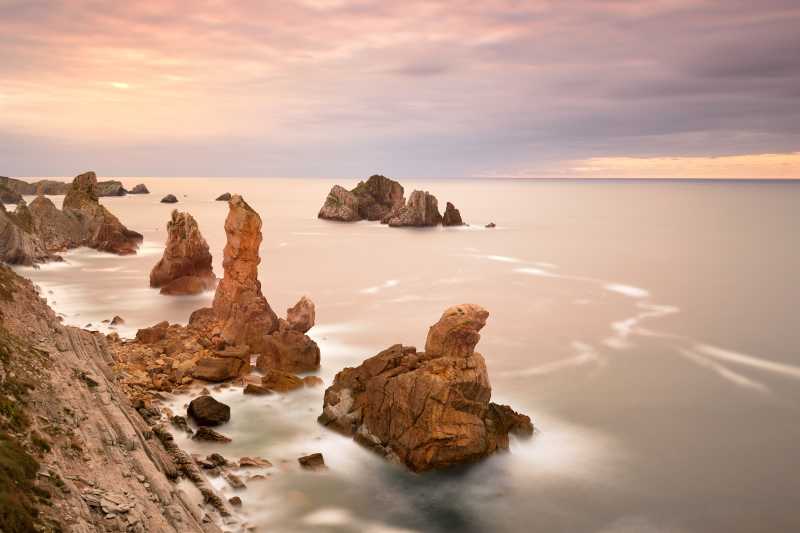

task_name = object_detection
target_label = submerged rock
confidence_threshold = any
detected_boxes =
[319,304,533,472]
[161,194,178,203]
[150,210,216,295]
[188,395,230,426]
[386,190,442,227]
[129,183,149,194]
[442,202,464,226]
[317,185,361,222]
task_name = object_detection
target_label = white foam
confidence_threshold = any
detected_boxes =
[604,284,650,298]
[360,279,399,294]
[487,255,521,263]
[679,349,769,392]
[514,267,555,277]
[501,342,599,377]
[303,507,352,526]
[695,343,800,380]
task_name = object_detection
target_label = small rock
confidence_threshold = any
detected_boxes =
[239,456,272,468]
[228,496,242,506]
[485,222,496,228]
[187,395,230,426]
[161,194,178,203]
[223,472,246,489]
[261,369,303,393]
[129,184,149,194]
[243,383,273,395]
[192,427,231,443]
[302,376,324,388]
[298,453,325,470]
[110,315,124,325]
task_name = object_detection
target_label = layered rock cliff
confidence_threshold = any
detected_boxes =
[319,304,532,472]
[150,210,216,295]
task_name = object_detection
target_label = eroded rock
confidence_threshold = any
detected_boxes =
[442,202,464,226]
[286,296,315,333]
[386,190,442,227]
[161,194,178,203]
[317,185,361,222]
[150,210,216,295]
[129,184,149,194]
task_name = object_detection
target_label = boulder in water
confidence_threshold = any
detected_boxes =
[215,192,232,201]
[187,395,230,426]
[161,194,178,203]
[317,185,361,222]
[129,184,149,194]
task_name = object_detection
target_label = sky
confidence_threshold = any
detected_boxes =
[1,0,799,179]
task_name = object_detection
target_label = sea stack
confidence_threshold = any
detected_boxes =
[318,174,405,222]
[442,202,465,226]
[385,190,442,227]
[319,304,533,472]
[150,210,216,295]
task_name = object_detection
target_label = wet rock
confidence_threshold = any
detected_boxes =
[193,356,246,382]
[243,383,272,395]
[170,415,192,433]
[129,183,149,194]
[187,395,230,426]
[192,427,231,443]
[319,304,533,472]
[206,453,229,467]
[135,321,169,344]
[215,193,232,201]
[317,185,360,222]
[303,376,324,388]
[224,472,246,489]
[386,190,442,227]
[286,296,315,333]
[297,453,325,470]
[442,202,464,226]
[110,315,124,325]
[260,369,304,392]
[161,194,178,203]
[228,496,242,506]
[239,456,272,468]
[150,210,216,295]
[255,320,320,374]
[485,222,496,228]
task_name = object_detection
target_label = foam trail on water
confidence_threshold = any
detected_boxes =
[501,342,599,378]
[678,349,769,392]
[604,283,650,299]
[360,279,399,294]
[695,344,800,380]
[487,255,522,263]
[514,267,555,277]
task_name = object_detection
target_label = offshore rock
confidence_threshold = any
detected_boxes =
[351,174,405,221]
[0,202,54,265]
[442,202,464,226]
[319,304,533,472]
[150,210,216,295]
[129,183,150,194]
[161,194,178,203]
[386,190,442,227]
[317,185,361,222]
[94,180,127,196]
[216,193,232,201]
[29,195,83,251]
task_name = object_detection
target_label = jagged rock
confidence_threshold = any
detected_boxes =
[150,210,216,295]
[0,185,22,204]
[192,427,231,442]
[298,453,325,470]
[95,180,127,197]
[28,195,83,251]
[386,190,442,227]
[161,194,178,203]
[0,202,54,265]
[319,304,533,472]
[442,202,464,226]
[0,176,68,195]
[211,195,278,346]
[215,193,231,201]
[170,415,192,433]
[187,395,230,426]
[62,171,142,254]
[110,315,124,325]
[255,320,320,374]
[351,175,405,221]
[260,369,304,392]
[223,472,246,489]
[485,222,496,228]
[135,321,169,344]
[129,184,149,194]
[286,296,315,333]
[192,357,246,382]
[317,185,361,222]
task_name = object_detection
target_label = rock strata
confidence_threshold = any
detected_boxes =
[442,202,464,226]
[150,210,216,295]
[319,304,533,472]
[386,190,442,227]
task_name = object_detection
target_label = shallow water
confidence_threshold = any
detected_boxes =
[15,178,800,532]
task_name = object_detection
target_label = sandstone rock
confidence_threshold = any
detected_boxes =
[286,296,315,333]
[303,376,324,388]
[261,369,304,392]
[212,195,278,346]
[187,395,230,426]
[135,321,169,344]
[256,321,320,374]
[319,304,532,472]
[317,185,360,222]
[161,194,178,203]
[239,456,272,468]
[150,210,216,295]
[129,184,149,194]
[193,356,246,382]
[386,190,442,227]
[62,171,143,254]
[243,383,272,395]
[442,202,464,226]
[192,427,231,442]
[298,453,325,470]
[95,180,127,197]
[224,472,246,489]
[351,175,405,221]
[28,195,83,251]
[215,193,231,201]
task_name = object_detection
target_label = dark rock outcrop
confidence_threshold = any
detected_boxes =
[318,185,361,222]
[352,175,405,221]
[94,180,127,196]
[187,395,230,426]
[192,427,231,442]
[215,193,232,201]
[442,202,464,226]
[485,222,496,228]
[298,453,325,470]
[150,210,216,295]
[129,184,149,194]
[385,190,442,227]
[161,194,178,204]
[319,304,533,472]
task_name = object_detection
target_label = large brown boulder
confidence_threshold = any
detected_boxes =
[317,185,360,222]
[442,202,464,226]
[385,190,442,227]
[261,369,304,392]
[150,210,216,295]
[352,175,405,221]
[187,395,230,426]
[286,296,315,333]
[319,304,532,472]
[192,356,247,382]
[135,321,170,344]
[62,171,142,255]
[255,320,320,374]
[212,195,279,346]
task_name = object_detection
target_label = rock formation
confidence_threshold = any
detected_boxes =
[188,395,230,426]
[94,180,127,196]
[442,202,464,226]
[61,171,143,254]
[216,193,232,201]
[319,304,533,472]
[150,210,216,295]
[318,185,361,221]
[286,296,315,333]
[0,185,22,204]
[351,174,406,221]
[161,194,178,203]
[255,319,320,373]
[129,183,149,194]
[0,175,137,196]
[0,201,54,265]
[28,196,82,251]
[385,190,442,227]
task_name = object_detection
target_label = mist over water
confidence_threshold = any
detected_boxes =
[15,178,800,532]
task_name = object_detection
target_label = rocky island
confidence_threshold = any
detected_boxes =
[0,175,147,197]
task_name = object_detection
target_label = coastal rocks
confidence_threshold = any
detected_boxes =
[319,304,533,472]
[192,427,231,443]
[318,185,361,222]
[298,453,326,470]
[485,222,496,228]
[286,296,315,333]
[0,185,22,204]
[129,184,149,194]
[255,319,320,373]
[193,355,247,382]
[351,174,405,221]
[161,194,178,203]
[135,321,170,344]
[28,195,83,251]
[386,190,442,227]
[62,171,143,255]
[94,180,127,197]
[442,202,464,226]
[0,202,54,265]
[243,383,273,395]
[187,395,230,426]
[260,369,304,392]
[150,210,216,295]
[215,193,232,201]
[210,195,279,346]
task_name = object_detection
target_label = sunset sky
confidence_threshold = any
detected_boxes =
[1,0,799,178]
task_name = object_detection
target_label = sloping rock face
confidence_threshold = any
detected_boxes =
[28,196,83,251]
[352,175,405,221]
[62,171,143,255]
[0,202,54,265]
[319,304,532,472]
[442,202,464,226]
[150,210,216,295]
[318,185,360,222]
[386,190,442,227]
[210,195,279,346]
